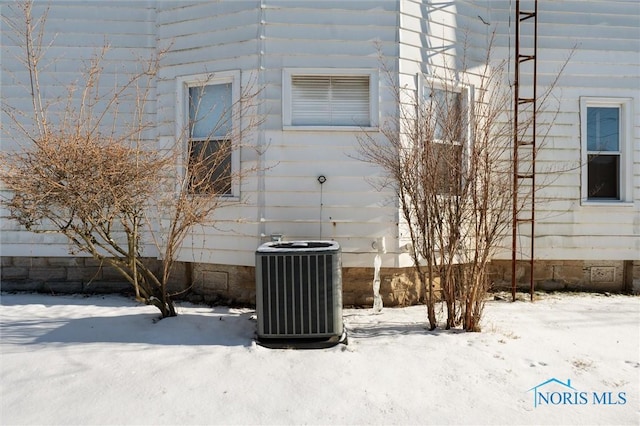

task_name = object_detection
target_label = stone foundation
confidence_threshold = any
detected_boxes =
[0,256,189,295]
[2,257,638,306]
[0,256,427,307]
[490,259,640,294]
[342,267,425,306]
[189,263,256,305]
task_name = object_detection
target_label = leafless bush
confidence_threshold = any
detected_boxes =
[1,1,262,317]
[359,32,561,331]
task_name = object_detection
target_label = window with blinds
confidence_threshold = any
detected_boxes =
[290,75,370,126]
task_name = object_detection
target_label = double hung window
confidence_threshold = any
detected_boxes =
[177,71,240,196]
[188,83,232,195]
[580,97,632,203]
[422,81,471,195]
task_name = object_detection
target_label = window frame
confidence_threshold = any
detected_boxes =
[418,76,474,196]
[176,71,241,199]
[282,68,379,131]
[579,97,633,205]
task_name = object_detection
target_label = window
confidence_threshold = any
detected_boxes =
[580,97,632,203]
[431,88,464,142]
[433,141,464,195]
[188,84,232,194]
[283,69,378,129]
[176,72,240,197]
[586,107,619,198]
[422,81,471,195]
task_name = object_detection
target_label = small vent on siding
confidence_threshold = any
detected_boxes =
[291,75,370,126]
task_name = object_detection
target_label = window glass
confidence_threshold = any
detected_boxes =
[430,88,463,142]
[586,106,621,200]
[189,139,232,195]
[424,84,467,196]
[189,83,232,139]
[587,107,619,152]
[188,83,232,195]
[434,142,463,195]
[587,154,619,199]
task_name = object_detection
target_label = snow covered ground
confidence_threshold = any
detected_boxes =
[1,291,638,425]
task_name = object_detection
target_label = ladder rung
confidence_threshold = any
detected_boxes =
[518,140,535,146]
[516,217,534,223]
[519,11,536,21]
[519,54,536,62]
[518,97,535,104]
[517,174,534,179]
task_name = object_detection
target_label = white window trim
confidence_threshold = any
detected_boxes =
[282,68,379,131]
[579,96,633,206]
[176,71,241,199]
[418,75,475,177]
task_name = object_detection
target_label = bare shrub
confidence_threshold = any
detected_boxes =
[1,1,262,317]
[358,32,561,331]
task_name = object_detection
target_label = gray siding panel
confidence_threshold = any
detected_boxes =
[0,0,158,257]
[2,0,636,265]
[154,1,399,266]
[489,0,640,260]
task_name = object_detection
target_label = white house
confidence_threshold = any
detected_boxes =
[1,0,638,304]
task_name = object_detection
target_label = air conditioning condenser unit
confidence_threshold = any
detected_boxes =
[255,241,346,348]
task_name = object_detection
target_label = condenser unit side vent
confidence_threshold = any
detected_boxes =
[256,241,343,343]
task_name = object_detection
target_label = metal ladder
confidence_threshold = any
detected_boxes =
[511,0,538,302]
